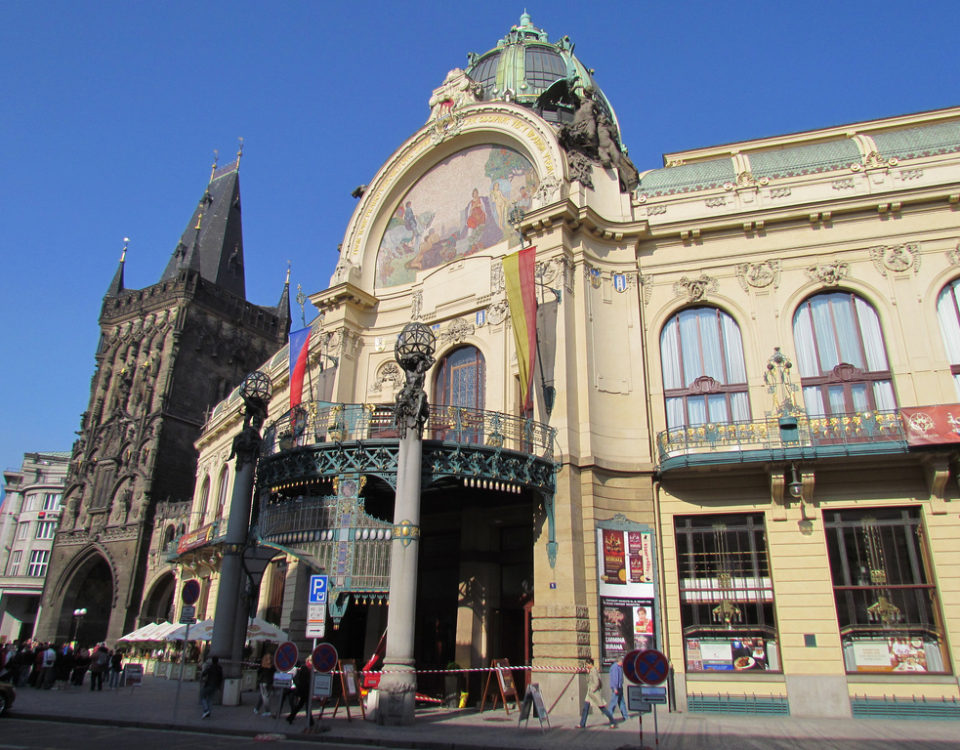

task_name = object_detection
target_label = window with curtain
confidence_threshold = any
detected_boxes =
[197,476,210,524]
[432,346,486,441]
[215,466,229,519]
[660,307,751,428]
[792,292,896,416]
[675,513,780,673]
[824,507,948,674]
[936,278,960,397]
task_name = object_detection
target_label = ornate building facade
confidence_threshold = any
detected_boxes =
[0,451,70,642]
[167,14,960,719]
[33,159,290,646]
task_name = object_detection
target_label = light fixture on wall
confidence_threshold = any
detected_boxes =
[788,464,803,499]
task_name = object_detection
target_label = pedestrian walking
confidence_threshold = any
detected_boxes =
[89,644,110,691]
[254,651,275,716]
[285,660,313,726]
[199,656,223,719]
[108,649,124,688]
[578,656,617,729]
[604,653,629,722]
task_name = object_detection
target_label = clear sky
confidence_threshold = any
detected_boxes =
[1,0,956,479]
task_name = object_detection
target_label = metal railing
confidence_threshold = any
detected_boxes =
[262,401,556,460]
[657,409,908,465]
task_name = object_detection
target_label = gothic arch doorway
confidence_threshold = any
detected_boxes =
[141,572,176,626]
[60,554,114,647]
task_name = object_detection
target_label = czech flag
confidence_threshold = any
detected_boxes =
[503,245,537,413]
[288,327,311,409]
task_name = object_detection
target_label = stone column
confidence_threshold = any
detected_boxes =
[209,371,270,699]
[376,323,435,726]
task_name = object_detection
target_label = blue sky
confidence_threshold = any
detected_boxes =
[1,0,956,478]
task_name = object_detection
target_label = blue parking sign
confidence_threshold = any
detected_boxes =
[309,574,328,604]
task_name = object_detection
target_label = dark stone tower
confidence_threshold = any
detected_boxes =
[35,159,290,645]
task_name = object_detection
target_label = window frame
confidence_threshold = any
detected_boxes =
[793,292,896,416]
[660,306,751,428]
[823,506,949,674]
[27,549,49,577]
[674,513,781,673]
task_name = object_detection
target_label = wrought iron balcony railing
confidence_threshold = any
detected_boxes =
[656,410,908,470]
[262,401,556,461]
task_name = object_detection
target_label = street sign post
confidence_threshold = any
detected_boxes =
[622,648,643,685]
[635,649,669,686]
[274,641,299,673]
[307,575,328,638]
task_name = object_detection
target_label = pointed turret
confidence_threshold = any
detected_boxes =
[104,238,128,297]
[276,265,292,337]
[160,156,246,299]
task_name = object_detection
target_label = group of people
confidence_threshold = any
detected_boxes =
[578,654,631,729]
[199,649,315,725]
[0,640,122,690]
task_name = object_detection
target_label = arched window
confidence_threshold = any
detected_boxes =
[197,476,210,523]
[433,346,485,410]
[936,278,960,397]
[660,307,750,428]
[792,292,896,415]
[215,466,229,520]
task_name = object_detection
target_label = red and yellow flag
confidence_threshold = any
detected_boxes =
[503,245,538,412]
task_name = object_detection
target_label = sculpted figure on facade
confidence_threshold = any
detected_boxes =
[557,92,639,192]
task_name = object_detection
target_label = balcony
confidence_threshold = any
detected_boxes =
[258,401,557,494]
[656,410,909,472]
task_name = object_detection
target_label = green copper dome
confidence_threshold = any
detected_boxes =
[465,13,622,143]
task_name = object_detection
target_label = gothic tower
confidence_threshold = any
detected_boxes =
[35,158,291,645]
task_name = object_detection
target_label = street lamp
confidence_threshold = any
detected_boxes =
[211,370,272,702]
[378,323,436,725]
[72,607,87,644]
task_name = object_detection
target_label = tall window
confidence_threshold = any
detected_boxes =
[6,550,22,576]
[675,513,780,673]
[824,507,948,674]
[793,292,896,415]
[433,346,486,441]
[935,278,960,397]
[42,493,61,510]
[660,307,750,428]
[215,467,229,520]
[434,346,486,409]
[35,521,57,540]
[16,522,29,540]
[197,476,211,523]
[27,550,49,577]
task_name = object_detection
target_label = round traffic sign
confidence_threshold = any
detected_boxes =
[622,649,643,685]
[274,640,299,672]
[311,642,339,673]
[635,649,669,685]
[181,579,201,605]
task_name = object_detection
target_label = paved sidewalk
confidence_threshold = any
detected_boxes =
[7,675,960,749]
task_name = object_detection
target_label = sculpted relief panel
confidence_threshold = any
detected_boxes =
[375,145,539,287]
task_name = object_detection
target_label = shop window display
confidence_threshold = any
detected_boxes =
[675,513,780,673]
[824,507,948,674]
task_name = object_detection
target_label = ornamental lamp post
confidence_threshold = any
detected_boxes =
[210,370,271,704]
[72,607,87,644]
[377,323,435,725]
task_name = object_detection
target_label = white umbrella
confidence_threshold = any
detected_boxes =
[165,617,286,643]
[166,618,214,642]
[245,617,287,643]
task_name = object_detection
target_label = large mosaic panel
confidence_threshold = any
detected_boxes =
[376,145,539,287]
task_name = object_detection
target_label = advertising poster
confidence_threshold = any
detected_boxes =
[597,528,655,598]
[852,637,929,672]
[686,637,771,672]
[600,596,656,667]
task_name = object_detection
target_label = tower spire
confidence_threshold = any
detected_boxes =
[105,237,129,297]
